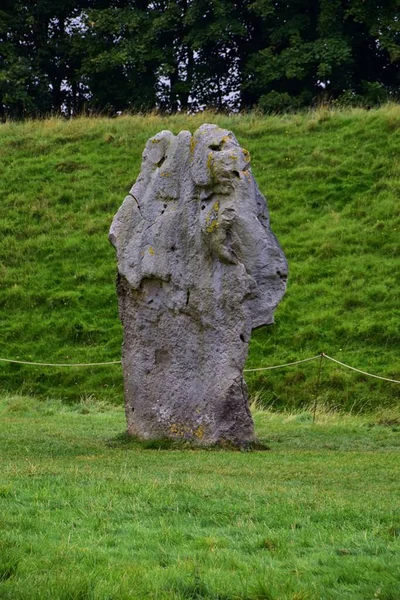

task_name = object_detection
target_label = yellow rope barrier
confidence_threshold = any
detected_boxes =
[244,355,321,372]
[0,353,398,383]
[0,358,121,367]
[322,353,400,384]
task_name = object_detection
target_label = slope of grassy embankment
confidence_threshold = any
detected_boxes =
[0,106,399,409]
[0,396,399,600]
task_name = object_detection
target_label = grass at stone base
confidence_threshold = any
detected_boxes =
[0,395,399,600]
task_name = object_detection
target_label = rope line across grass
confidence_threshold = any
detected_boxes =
[0,358,122,367]
[0,353,399,383]
[322,353,400,384]
[243,355,321,371]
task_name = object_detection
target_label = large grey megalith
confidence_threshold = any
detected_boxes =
[110,124,287,446]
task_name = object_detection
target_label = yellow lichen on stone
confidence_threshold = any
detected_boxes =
[169,422,205,440]
[148,246,155,255]
[206,220,219,233]
[151,137,161,144]
[169,423,189,438]
[190,136,197,156]
[205,201,220,233]
[207,152,214,170]
[242,148,251,162]
[194,425,205,439]
[159,171,170,177]
[169,423,186,437]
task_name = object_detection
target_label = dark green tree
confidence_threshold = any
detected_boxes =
[149,0,193,111]
[0,2,50,120]
[0,0,97,119]
[242,0,400,111]
[343,0,400,101]
[0,0,399,117]
[80,2,160,113]
[184,0,245,111]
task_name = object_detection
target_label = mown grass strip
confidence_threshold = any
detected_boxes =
[0,395,399,599]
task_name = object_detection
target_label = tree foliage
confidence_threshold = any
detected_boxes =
[245,0,400,111]
[0,0,399,118]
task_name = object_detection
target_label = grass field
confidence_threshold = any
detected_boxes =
[0,395,399,600]
[1,108,399,600]
[0,106,399,409]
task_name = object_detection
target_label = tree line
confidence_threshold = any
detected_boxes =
[1,0,399,119]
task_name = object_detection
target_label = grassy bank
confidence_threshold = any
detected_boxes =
[0,395,399,600]
[0,106,399,409]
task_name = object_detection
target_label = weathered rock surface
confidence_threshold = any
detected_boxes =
[110,124,287,445]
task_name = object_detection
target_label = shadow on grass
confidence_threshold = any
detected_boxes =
[106,431,270,452]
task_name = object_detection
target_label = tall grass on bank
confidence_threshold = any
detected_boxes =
[0,106,399,409]
[0,394,399,600]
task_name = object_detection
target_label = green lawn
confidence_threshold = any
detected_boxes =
[0,106,399,410]
[1,396,399,600]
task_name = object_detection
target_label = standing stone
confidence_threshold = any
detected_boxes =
[109,124,287,446]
